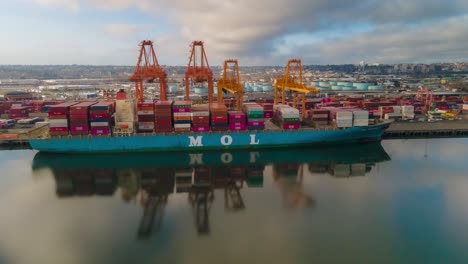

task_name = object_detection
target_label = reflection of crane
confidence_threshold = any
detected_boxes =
[129,40,168,102]
[189,185,214,235]
[217,59,244,110]
[137,190,168,239]
[224,180,245,212]
[273,164,315,210]
[185,41,214,104]
[274,59,319,117]
[136,171,174,239]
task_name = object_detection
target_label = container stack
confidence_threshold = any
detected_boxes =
[328,108,353,128]
[48,102,77,136]
[210,103,229,131]
[401,105,415,120]
[228,111,247,131]
[243,103,265,130]
[69,101,96,135]
[309,109,330,126]
[191,106,210,132]
[257,99,274,118]
[173,101,191,132]
[154,101,173,133]
[89,101,114,135]
[352,110,369,127]
[272,104,301,129]
[137,101,155,132]
[9,106,30,119]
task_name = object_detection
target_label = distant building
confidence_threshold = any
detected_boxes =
[4,91,36,101]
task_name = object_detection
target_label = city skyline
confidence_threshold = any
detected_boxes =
[1,0,467,66]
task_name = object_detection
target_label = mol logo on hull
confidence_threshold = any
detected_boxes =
[188,134,260,147]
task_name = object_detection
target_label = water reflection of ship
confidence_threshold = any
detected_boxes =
[32,142,390,237]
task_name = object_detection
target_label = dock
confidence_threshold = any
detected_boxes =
[384,120,468,138]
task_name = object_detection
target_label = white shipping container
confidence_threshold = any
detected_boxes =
[462,104,468,111]
[351,164,366,176]
[173,112,192,117]
[392,106,402,114]
[191,112,210,117]
[311,114,328,118]
[137,110,155,115]
[174,123,191,128]
[352,110,369,118]
[49,119,68,128]
[333,164,351,177]
[90,122,109,127]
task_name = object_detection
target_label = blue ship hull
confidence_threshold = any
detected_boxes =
[29,122,391,153]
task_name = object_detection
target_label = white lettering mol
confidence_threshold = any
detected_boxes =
[188,136,203,147]
[220,135,233,146]
[189,153,203,165]
[249,134,259,145]
[221,153,233,164]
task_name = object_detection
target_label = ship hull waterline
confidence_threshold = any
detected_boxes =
[29,122,391,153]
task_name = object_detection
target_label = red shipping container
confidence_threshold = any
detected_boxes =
[70,101,96,112]
[228,111,246,119]
[91,129,110,135]
[283,123,300,129]
[70,126,89,132]
[90,113,110,119]
[138,115,155,122]
[155,127,173,133]
[247,121,264,126]
[211,116,228,123]
[49,127,68,132]
[211,126,228,131]
[192,126,210,132]
[137,101,154,108]
[48,111,67,116]
[69,113,88,119]
[48,102,79,112]
[229,123,247,131]
[173,108,191,113]
[70,120,89,126]
[70,130,89,136]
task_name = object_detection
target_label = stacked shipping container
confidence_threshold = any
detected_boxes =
[272,104,301,130]
[154,101,173,133]
[137,101,155,132]
[69,101,96,135]
[90,101,114,135]
[243,103,265,130]
[173,101,191,132]
[210,103,229,131]
[48,102,77,136]
[228,111,247,131]
[191,106,210,132]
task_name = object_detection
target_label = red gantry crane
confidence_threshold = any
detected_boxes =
[129,40,168,102]
[185,41,214,104]
[274,59,319,117]
[217,59,245,111]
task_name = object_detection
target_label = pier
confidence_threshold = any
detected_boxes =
[383,120,468,138]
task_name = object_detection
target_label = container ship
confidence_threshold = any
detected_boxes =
[28,94,392,153]
[27,40,393,153]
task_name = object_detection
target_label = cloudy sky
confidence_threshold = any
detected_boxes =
[0,0,467,65]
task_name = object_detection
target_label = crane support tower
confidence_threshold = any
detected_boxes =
[416,88,434,113]
[185,41,214,104]
[217,59,245,111]
[129,40,168,102]
[274,59,319,117]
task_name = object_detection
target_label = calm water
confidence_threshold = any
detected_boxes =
[0,139,468,264]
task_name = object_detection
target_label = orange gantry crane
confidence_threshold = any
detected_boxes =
[185,41,214,104]
[129,40,168,102]
[217,59,244,110]
[415,88,434,113]
[274,59,319,117]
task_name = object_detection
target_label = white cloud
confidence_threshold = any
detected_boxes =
[17,0,468,64]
